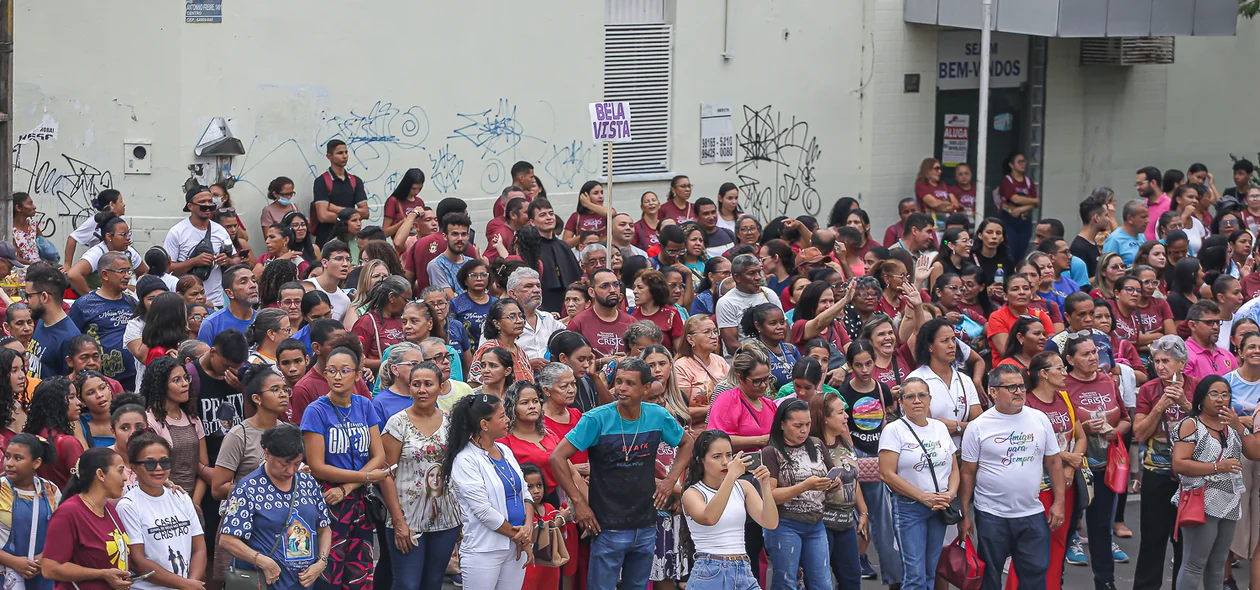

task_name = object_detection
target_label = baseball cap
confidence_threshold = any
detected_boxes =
[0,243,26,268]
[795,247,825,268]
[184,186,211,213]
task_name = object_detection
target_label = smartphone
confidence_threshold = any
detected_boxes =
[127,571,155,582]
[826,466,847,482]
[388,464,399,475]
[411,532,424,541]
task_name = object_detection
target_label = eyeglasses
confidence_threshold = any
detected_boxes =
[939,284,960,292]
[738,226,759,233]
[1141,279,1160,286]
[1121,286,1141,294]
[280,299,302,308]
[102,267,132,276]
[666,248,686,257]
[394,360,420,368]
[596,281,623,290]
[262,385,292,396]
[1206,391,1232,400]
[995,384,1028,393]
[468,272,490,280]
[108,231,132,239]
[138,457,173,472]
[189,314,206,321]
[329,256,352,264]
[324,367,356,378]
[885,273,906,281]
[748,376,772,386]
[931,166,943,171]
[279,192,296,198]
[425,352,453,363]
[1193,319,1223,327]
[901,392,930,401]
[501,313,524,321]
[428,300,449,309]
[290,222,309,229]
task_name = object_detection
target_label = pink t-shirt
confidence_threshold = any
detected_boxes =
[707,389,778,451]
[1185,338,1237,381]
[1143,194,1171,241]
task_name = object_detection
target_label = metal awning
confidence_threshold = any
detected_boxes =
[906,0,1238,37]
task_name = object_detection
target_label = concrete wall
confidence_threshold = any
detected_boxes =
[11,0,865,250]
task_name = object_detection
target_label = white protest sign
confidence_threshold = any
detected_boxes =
[589,101,633,144]
[942,114,970,166]
[700,102,734,165]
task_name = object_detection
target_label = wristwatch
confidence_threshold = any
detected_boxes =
[317,554,330,563]
[955,422,963,433]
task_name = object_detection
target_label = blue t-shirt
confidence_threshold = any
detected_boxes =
[299,395,382,472]
[29,317,81,379]
[1050,275,1081,305]
[293,324,313,354]
[490,454,527,527]
[197,307,258,346]
[565,402,685,530]
[371,387,413,426]
[450,294,497,345]
[762,342,801,392]
[1102,228,1146,266]
[79,415,115,448]
[447,320,470,357]
[689,291,715,317]
[68,291,138,383]
[428,254,469,297]
[221,468,330,590]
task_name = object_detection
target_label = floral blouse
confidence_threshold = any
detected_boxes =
[383,410,462,532]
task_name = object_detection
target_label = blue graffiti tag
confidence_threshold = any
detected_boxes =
[450,99,547,160]
[428,143,465,193]
[543,140,597,189]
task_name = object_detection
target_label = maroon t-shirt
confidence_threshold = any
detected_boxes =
[564,212,608,238]
[566,307,636,357]
[789,318,852,352]
[659,200,695,225]
[1025,391,1075,448]
[633,220,660,252]
[1064,372,1124,428]
[44,495,129,590]
[1109,302,1141,343]
[484,217,516,263]
[404,234,480,293]
[631,305,683,350]
[870,344,914,391]
[384,195,424,224]
[352,311,406,360]
[950,184,978,220]
[1135,298,1173,334]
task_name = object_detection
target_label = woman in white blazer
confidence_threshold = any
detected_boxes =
[442,393,535,590]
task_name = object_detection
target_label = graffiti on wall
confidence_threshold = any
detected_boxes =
[234,98,597,225]
[727,105,822,221]
[13,138,115,235]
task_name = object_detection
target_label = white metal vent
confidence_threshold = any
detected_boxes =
[603,24,673,180]
[1080,37,1175,66]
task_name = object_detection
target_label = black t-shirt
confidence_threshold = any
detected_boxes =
[704,227,737,251]
[311,168,368,246]
[1070,235,1101,279]
[192,359,245,462]
[837,379,893,456]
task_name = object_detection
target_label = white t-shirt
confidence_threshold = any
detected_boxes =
[717,215,738,235]
[70,214,119,250]
[714,287,783,340]
[684,480,747,555]
[878,417,957,496]
[304,278,351,321]
[124,318,145,387]
[961,407,1062,519]
[116,486,205,589]
[908,365,981,447]
[79,242,143,272]
[164,218,234,307]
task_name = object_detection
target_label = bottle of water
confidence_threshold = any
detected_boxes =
[993,264,1005,284]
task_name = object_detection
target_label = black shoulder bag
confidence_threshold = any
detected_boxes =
[225,477,297,590]
[899,418,964,525]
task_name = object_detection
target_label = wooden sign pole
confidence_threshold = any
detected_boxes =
[606,141,614,239]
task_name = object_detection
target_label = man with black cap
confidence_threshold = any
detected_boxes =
[164,186,235,306]
[403,197,479,293]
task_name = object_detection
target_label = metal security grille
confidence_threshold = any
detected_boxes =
[603,24,674,180]
[1080,37,1176,66]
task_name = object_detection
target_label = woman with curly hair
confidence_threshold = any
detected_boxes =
[0,348,25,440]
[632,268,684,350]
[139,356,208,513]
[256,254,300,306]
[22,377,83,488]
[282,210,321,265]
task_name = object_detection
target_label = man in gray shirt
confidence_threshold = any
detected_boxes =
[714,253,782,355]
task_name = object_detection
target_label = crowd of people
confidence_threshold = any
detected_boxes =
[0,141,1257,590]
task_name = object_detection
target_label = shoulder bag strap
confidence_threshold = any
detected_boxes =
[265,477,299,561]
[369,312,383,357]
[26,478,39,561]
[891,354,903,387]
[899,418,942,493]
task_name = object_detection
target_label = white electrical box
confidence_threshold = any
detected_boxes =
[124,141,152,174]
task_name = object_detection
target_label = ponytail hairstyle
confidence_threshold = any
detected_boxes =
[380,342,423,390]
[791,356,824,388]
[125,429,172,465]
[144,246,169,277]
[1026,351,1061,392]
[739,302,782,344]
[441,394,503,484]
[768,398,817,467]
[109,393,146,426]
[363,276,412,318]
[93,211,129,244]
[679,429,734,562]
[246,308,290,348]
[92,189,122,213]
[695,256,730,295]
[6,433,54,471]
[63,447,120,497]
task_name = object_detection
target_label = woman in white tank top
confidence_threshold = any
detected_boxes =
[681,430,778,590]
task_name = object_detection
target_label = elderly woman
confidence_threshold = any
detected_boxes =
[1131,335,1196,589]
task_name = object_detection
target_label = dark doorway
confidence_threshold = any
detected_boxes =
[933,87,1028,220]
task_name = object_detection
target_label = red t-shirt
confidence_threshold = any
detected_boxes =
[384,195,424,223]
[37,430,83,489]
[659,200,695,225]
[499,431,563,493]
[1109,302,1141,343]
[493,193,534,220]
[404,234,480,293]
[1064,372,1124,429]
[633,220,659,252]
[789,318,852,352]
[484,217,516,263]
[914,181,952,214]
[986,306,1054,366]
[43,495,129,590]
[352,311,406,360]
[882,223,904,248]
[1135,298,1173,334]
[287,369,372,424]
[631,305,683,351]
[566,308,636,358]
[870,345,914,391]
[545,408,588,463]
[950,184,978,221]
[564,212,608,238]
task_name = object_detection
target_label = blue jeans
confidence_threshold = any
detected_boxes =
[385,526,460,590]
[855,454,903,585]
[892,493,947,590]
[763,518,831,590]
[688,555,760,590]
[827,526,862,590]
[588,526,656,590]
[974,510,1050,590]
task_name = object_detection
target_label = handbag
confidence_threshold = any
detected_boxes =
[1174,419,1221,541]
[899,418,964,525]
[936,535,985,590]
[226,478,297,590]
[856,457,881,483]
[1104,438,1130,495]
[1,478,42,590]
[533,518,571,568]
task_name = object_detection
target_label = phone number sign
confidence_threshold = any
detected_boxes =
[700,102,734,165]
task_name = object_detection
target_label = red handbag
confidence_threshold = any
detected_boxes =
[1174,486,1207,540]
[1104,440,1130,495]
[936,536,984,590]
